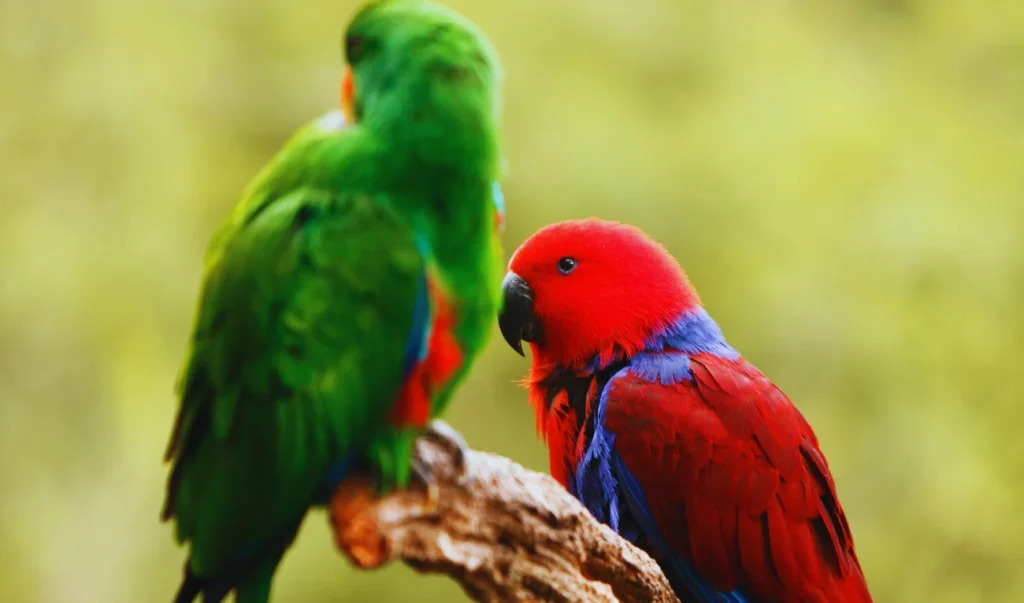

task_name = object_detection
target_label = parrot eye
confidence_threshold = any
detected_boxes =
[557,257,577,275]
[345,34,366,64]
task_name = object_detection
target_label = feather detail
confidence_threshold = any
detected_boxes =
[491,181,506,234]
[388,273,463,428]
[600,351,873,603]
[526,308,872,603]
[542,390,581,490]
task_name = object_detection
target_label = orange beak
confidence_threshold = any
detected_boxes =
[340,66,356,124]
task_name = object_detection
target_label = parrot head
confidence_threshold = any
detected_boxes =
[499,219,702,369]
[339,0,502,129]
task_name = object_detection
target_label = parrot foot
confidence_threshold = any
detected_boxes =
[407,421,466,511]
[421,419,468,471]
[410,457,441,510]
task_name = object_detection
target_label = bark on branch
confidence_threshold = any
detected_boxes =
[329,421,679,603]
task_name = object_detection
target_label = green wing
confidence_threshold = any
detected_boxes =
[162,185,423,580]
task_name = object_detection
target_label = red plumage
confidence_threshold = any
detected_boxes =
[534,388,579,488]
[523,363,604,489]
[503,218,874,603]
[603,354,871,602]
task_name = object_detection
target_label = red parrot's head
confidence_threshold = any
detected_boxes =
[499,219,702,370]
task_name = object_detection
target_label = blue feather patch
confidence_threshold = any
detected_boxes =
[629,352,692,385]
[628,309,738,385]
[646,308,739,359]
[400,269,430,381]
[491,181,506,233]
[574,369,628,533]
[401,235,433,380]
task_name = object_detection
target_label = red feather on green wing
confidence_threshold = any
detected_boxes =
[389,274,464,428]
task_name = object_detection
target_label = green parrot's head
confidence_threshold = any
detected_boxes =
[340,1,502,134]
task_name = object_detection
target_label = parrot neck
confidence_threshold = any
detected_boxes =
[531,307,734,376]
[364,88,501,180]
[527,308,738,433]
[527,308,741,490]
[641,307,737,358]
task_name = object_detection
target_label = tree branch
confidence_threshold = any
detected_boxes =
[329,421,679,603]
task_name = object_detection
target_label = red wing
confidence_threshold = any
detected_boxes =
[603,353,872,602]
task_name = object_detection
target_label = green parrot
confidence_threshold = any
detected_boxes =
[160,2,506,601]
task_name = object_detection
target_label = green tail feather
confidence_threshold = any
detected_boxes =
[172,539,289,603]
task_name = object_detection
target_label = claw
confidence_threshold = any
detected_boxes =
[423,419,468,470]
[411,457,440,510]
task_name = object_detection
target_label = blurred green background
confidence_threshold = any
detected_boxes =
[2,0,1023,601]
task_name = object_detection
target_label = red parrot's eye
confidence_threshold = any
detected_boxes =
[557,257,577,275]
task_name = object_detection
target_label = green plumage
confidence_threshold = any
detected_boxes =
[161,2,505,601]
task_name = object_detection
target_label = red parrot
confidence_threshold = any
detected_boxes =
[497,219,873,603]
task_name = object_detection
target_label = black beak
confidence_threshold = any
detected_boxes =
[498,272,541,357]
